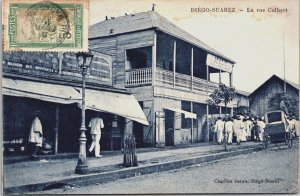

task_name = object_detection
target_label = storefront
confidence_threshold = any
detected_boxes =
[3,78,148,156]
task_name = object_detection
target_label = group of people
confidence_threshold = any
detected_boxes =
[212,114,299,146]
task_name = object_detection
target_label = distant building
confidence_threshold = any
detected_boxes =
[235,90,250,108]
[89,11,237,147]
[249,75,299,117]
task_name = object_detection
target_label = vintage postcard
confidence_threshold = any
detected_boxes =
[2,0,89,52]
[1,0,299,195]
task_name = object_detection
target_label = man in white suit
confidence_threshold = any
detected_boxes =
[89,114,104,158]
[215,117,224,144]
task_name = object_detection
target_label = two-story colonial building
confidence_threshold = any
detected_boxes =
[89,11,237,147]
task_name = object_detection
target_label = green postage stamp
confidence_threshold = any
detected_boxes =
[3,0,89,52]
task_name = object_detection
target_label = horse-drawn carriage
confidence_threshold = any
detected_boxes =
[263,110,293,149]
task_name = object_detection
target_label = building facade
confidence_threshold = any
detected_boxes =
[89,11,237,147]
[2,51,148,156]
[249,75,299,118]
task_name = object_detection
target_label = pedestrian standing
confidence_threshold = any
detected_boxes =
[245,117,253,141]
[295,117,299,138]
[240,118,247,142]
[257,118,266,141]
[88,114,104,158]
[252,118,259,142]
[215,117,224,144]
[287,116,296,138]
[233,116,243,145]
[28,111,43,158]
[225,117,234,144]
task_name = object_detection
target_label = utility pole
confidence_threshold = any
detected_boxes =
[283,25,286,93]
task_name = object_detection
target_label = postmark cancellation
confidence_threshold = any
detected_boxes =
[2,0,89,52]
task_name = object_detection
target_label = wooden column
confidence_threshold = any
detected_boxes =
[206,105,209,143]
[152,32,157,87]
[191,48,194,91]
[206,62,210,143]
[191,102,193,144]
[173,41,176,89]
[206,65,209,81]
[219,70,222,115]
[54,104,59,154]
[229,72,234,116]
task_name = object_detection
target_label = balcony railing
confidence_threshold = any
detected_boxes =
[125,67,219,93]
[125,67,152,86]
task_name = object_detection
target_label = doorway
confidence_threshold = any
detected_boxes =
[165,109,174,146]
[133,102,144,148]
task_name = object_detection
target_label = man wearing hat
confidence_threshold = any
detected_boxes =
[28,111,43,158]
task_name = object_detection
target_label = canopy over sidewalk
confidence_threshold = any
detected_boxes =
[3,78,148,125]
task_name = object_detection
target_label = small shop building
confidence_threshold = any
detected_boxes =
[2,51,148,156]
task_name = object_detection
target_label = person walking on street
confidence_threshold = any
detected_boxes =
[28,111,43,158]
[225,117,234,145]
[89,114,104,158]
[215,117,224,144]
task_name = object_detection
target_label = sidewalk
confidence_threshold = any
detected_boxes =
[3,142,263,193]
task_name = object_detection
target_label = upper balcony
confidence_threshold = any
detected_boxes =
[124,32,234,94]
[125,67,219,94]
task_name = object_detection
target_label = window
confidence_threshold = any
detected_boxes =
[267,112,282,123]
[125,47,152,70]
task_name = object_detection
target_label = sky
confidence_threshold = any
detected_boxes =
[90,0,299,93]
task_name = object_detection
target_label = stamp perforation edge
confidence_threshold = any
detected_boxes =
[2,0,89,52]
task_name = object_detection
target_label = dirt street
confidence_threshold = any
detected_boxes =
[37,141,299,194]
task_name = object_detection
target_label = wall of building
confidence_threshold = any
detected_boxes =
[127,86,154,147]
[154,97,189,146]
[234,94,249,107]
[250,80,299,117]
[89,30,155,88]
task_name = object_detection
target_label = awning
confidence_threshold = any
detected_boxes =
[3,78,149,125]
[2,78,81,104]
[78,88,149,126]
[164,107,197,119]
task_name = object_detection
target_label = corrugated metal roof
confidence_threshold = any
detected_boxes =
[89,11,235,63]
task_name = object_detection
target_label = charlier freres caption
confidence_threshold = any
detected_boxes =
[214,178,283,184]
